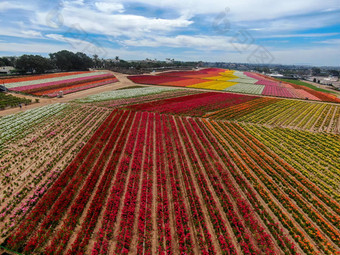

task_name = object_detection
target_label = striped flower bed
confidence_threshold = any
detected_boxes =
[128,69,340,102]
[0,71,89,85]
[10,74,113,93]
[74,87,177,103]
[5,72,107,89]
[6,71,118,97]
[41,78,118,97]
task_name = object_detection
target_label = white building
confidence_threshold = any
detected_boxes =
[307,76,338,85]
[0,66,15,74]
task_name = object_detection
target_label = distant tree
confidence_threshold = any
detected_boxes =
[8,57,17,66]
[49,50,75,71]
[312,67,321,76]
[0,57,11,66]
[263,67,270,73]
[49,50,93,71]
[15,55,54,73]
[74,52,93,70]
[93,54,101,68]
[329,70,339,76]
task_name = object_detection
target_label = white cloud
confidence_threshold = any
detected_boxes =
[33,2,193,38]
[269,46,340,66]
[232,11,340,35]
[168,45,340,66]
[110,0,340,22]
[1,0,340,66]
[123,35,254,52]
[0,2,17,11]
[46,33,93,46]
[0,1,34,11]
[73,0,85,5]
[0,2,23,11]
[0,27,43,39]
[30,0,340,41]
[0,41,160,60]
[319,39,340,44]
[22,30,43,38]
[95,2,125,13]
[0,42,70,54]
[258,33,340,39]
[45,33,109,57]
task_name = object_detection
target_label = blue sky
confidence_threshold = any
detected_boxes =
[0,0,339,66]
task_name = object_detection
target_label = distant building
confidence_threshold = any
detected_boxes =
[332,81,340,90]
[269,73,284,78]
[269,73,299,79]
[0,66,15,74]
[307,76,338,85]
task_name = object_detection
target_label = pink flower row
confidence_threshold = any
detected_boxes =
[46,79,117,97]
[10,73,113,92]
[262,85,296,98]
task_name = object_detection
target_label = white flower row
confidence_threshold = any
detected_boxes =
[224,84,265,95]
[231,71,259,84]
[0,104,67,147]
[5,71,110,89]
[229,78,258,84]
[75,87,177,103]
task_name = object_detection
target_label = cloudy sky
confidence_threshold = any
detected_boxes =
[0,0,339,66]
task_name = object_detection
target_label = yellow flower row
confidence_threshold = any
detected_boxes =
[188,81,238,90]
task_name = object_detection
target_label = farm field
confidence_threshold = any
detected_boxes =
[0,93,32,110]
[128,68,340,103]
[1,87,339,254]
[2,71,118,97]
[205,97,340,133]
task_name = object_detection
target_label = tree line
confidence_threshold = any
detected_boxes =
[0,50,201,74]
[0,51,93,73]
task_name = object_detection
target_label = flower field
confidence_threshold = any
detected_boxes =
[205,98,340,133]
[0,104,68,154]
[126,91,258,117]
[0,104,110,238]
[4,71,118,97]
[128,68,340,103]
[1,87,339,254]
